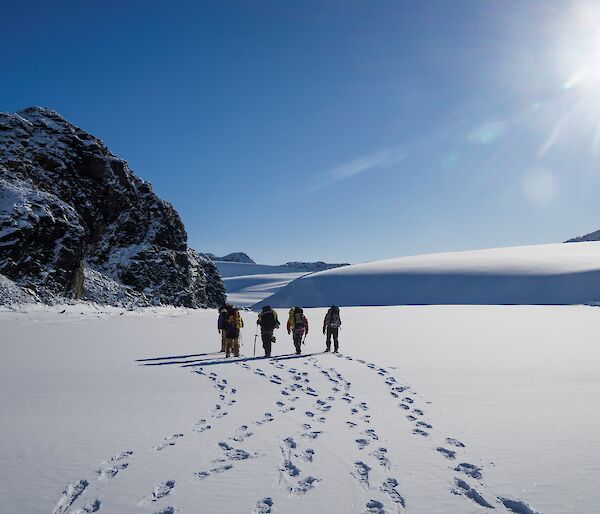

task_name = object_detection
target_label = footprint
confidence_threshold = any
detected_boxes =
[193,419,212,433]
[436,447,457,460]
[452,478,494,508]
[253,497,274,514]
[301,431,322,440]
[447,438,466,448]
[380,478,406,509]
[358,402,368,411]
[399,404,410,410]
[355,438,370,450]
[364,499,385,514]
[371,447,390,468]
[413,428,429,437]
[305,411,315,418]
[154,434,184,451]
[97,462,128,481]
[96,450,133,480]
[150,480,175,502]
[194,464,233,479]
[230,425,254,442]
[353,461,371,487]
[406,415,417,421]
[402,397,414,404]
[416,421,433,429]
[413,409,424,416]
[71,499,101,513]
[454,462,483,480]
[364,429,379,440]
[498,497,540,514]
[299,449,315,462]
[280,459,301,477]
[53,480,89,514]
[283,437,297,449]
[153,508,175,514]
[218,442,254,461]
[290,476,320,496]
[345,421,358,428]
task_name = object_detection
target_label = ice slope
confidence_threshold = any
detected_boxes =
[2,304,598,513]
[215,262,306,307]
[257,242,600,308]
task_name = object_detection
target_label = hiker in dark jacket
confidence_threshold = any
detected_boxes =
[323,305,341,353]
[223,305,244,357]
[257,305,280,357]
[217,305,228,352]
[287,307,309,355]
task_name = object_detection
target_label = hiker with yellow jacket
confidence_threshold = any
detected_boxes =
[287,307,308,355]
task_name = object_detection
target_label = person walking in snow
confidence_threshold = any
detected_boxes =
[223,305,244,358]
[287,307,308,355]
[217,304,229,352]
[323,305,342,353]
[257,305,280,357]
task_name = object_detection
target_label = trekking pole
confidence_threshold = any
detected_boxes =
[253,326,258,356]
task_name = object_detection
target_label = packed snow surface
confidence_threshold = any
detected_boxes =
[258,242,600,308]
[2,304,598,513]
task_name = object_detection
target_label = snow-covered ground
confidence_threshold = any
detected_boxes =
[259,242,600,308]
[2,303,598,513]
[215,262,306,307]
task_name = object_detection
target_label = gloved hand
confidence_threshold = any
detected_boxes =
[323,328,326,335]
[287,330,291,335]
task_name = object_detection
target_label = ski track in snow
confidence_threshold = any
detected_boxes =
[51,351,539,513]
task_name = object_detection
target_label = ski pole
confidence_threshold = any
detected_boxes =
[253,326,258,356]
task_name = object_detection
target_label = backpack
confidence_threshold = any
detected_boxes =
[326,307,341,328]
[224,309,240,339]
[294,311,306,329]
[259,310,278,332]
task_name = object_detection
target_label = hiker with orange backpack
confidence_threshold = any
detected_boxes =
[287,307,308,355]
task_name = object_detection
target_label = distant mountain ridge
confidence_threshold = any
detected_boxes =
[565,229,600,243]
[206,253,349,272]
[205,252,255,264]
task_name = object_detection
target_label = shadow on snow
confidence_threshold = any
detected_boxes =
[136,352,322,367]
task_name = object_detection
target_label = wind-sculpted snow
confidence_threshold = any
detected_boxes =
[0,107,225,307]
[256,242,600,307]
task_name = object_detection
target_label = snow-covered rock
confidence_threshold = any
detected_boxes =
[206,252,256,264]
[565,229,600,242]
[0,107,225,308]
[256,242,600,308]
[280,261,349,272]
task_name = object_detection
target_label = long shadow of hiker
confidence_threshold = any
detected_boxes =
[136,351,222,363]
[137,352,322,367]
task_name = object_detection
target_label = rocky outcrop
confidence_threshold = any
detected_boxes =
[0,107,225,308]
[206,252,256,264]
[565,230,600,243]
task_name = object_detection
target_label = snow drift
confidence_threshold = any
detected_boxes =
[256,242,600,308]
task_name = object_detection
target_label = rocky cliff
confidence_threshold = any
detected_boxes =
[0,107,225,308]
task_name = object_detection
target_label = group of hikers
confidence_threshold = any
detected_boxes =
[217,304,342,358]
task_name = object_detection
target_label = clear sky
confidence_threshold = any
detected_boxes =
[3,0,600,264]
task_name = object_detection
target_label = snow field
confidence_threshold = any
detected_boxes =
[1,305,598,513]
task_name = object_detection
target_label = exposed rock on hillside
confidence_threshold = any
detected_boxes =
[0,107,225,308]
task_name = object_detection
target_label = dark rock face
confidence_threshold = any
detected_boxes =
[0,107,225,308]
[565,230,600,243]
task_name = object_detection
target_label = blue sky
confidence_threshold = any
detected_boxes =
[4,0,600,264]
